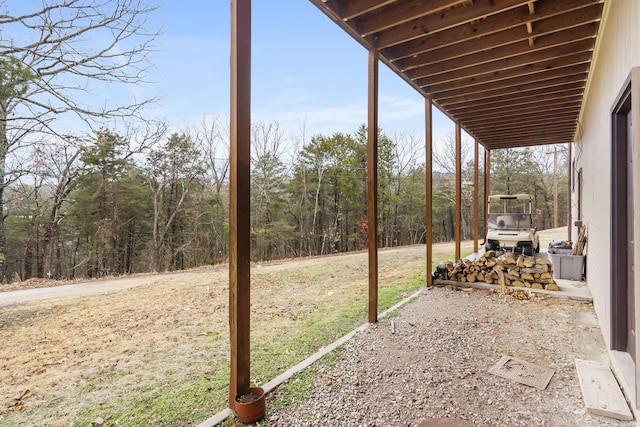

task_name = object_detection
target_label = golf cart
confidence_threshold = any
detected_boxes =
[485,194,539,256]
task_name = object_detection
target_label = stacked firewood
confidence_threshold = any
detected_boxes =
[433,250,559,291]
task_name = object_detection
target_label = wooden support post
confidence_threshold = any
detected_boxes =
[473,139,479,253]
[367,48,379,324]
[553,146,559,228]
[425,96,433,287]
[455,123,462,261]
[484,149,491,245]
[568,142,572,241]
[229,0,251,409]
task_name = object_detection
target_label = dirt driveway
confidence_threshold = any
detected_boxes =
[0,245,438,307]
[0,275,171,307]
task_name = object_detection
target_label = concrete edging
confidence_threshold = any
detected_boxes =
[195,288,425,427]
[432,279,592,301]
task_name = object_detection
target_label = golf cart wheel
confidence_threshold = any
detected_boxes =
[521,244,533,256]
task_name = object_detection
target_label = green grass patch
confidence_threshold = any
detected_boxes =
[70,362,230,427]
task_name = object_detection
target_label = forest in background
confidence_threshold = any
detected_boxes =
[4,117,569,282]
[0,2,571,283]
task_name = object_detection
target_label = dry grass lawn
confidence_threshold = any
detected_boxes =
[0,228,568,426]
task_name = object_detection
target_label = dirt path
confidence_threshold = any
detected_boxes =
[0,275,168,307]
[1,225,567,306]
[1,227,569,303]
[0,242,472,307]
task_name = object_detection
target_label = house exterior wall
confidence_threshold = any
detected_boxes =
[575,0,640,401]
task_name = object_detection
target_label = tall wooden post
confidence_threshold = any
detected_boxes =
[568,142,572,240]
[484,149,491,245]
[455,123,462,261]
[367,48,379,323]
[553,146,559,228]
[425,96,433,286]
[229,0,251,408]
[473,139,479,253]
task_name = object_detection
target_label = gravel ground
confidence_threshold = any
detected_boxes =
[264,286,636,427]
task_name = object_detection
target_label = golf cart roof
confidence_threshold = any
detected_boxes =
[489,194,532,201]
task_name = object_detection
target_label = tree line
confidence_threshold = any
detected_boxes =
[0,1,569,283]
[3,117,569,282]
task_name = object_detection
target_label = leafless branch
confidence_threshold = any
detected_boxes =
[1,0,163,131]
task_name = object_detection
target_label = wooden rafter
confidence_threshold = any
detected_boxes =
[526,1,535,46]
[310,0,605,149]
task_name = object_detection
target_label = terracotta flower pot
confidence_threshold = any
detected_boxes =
[234,386,266,423]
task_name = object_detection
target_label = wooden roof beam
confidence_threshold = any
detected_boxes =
[440,73,587,106]
[480,128,577,142]
[473,119,578,137]
[448,95,584,122]
[411,38,595,85]
[375,0,532,48]
[445,86,584,112]
[421,52,592,93]
[405,23,598,75]
[453,105,581,128]
[480,131,576,146]
[483,137,573,149]
[338,0,396,21]
[457,103,582,125]
[469,115,582,136]
[354,0,468,36]
[394,8,601,71]
[477,134,576,148]
[385,1,602,62]
[431,64,589,101]
[483,123,577,137]
[526,1,535,46]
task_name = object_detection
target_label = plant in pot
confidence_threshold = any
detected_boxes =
[234,386,265,423]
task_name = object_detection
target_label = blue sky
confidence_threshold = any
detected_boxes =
[147,1,455,143]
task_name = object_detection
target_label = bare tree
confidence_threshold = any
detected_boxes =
[433,131,475,240]
[433,131,473,175]
[390,131,423,244]
[250,120,291,260]
[37,137,83,279]
[190,114,230,263]
[192,114,230,198]
[0,0,162,279]
[251,120,286,225]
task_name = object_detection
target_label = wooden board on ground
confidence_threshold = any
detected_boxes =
[574,358,633,421]
[488,355,555,390]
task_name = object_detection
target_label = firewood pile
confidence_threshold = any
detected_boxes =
[433,250,559,291]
